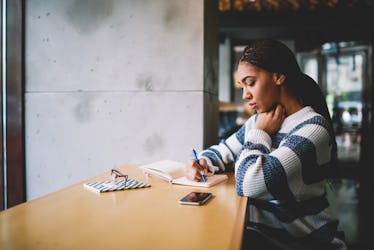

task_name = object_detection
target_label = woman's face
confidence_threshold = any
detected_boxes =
[236,62,281,113]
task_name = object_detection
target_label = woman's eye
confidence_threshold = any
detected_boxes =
[246,80,254,86]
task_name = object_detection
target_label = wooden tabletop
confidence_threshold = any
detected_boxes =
[0,165,247,250]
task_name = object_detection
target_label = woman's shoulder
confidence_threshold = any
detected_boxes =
[302,106,330,125]
[292,106,326,123]
[281,106,330,133]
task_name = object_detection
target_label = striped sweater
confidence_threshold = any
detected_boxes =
[200,106,346,249]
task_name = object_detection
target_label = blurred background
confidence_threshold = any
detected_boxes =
[218,1,373,249]
[2,1,374,249]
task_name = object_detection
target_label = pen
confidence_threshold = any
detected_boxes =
[192,149,206,182]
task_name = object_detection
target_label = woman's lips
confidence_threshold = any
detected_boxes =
[249,103,257,109]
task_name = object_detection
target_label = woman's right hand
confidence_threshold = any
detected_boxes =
[185,158,209,181]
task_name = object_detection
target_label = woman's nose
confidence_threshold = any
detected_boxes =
[242,88,252,100]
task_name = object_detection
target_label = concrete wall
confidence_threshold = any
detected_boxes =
[25,0,218,200]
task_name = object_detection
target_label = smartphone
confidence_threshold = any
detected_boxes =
[178,192,213,205]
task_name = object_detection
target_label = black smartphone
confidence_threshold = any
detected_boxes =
[178,192,213,205]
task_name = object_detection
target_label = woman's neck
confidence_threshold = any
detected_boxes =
[280,89,304,116]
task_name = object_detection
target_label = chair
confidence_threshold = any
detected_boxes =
[242,226,311,250]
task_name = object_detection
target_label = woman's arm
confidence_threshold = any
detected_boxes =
[235,113,333,200]
[199,116,256,174]
[185,116,256,181]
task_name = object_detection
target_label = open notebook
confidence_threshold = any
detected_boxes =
[139,160,228,188]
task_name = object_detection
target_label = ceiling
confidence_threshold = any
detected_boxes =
[218,0,374,51]
[218,0,374,12]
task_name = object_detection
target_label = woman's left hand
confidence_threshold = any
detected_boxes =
[255,104,285,136]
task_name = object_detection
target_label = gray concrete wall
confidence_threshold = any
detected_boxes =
[25,0,218,200]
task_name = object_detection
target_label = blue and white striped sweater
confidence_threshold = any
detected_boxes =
[201,106,333,197]
[200,106,345,248]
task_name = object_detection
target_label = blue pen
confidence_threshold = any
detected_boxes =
[192,149,207,182]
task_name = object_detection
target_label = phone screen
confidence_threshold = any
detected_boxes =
[179,192,213,205]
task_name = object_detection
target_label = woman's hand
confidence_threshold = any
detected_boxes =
[255,104,285,136]
[185,158,209,181]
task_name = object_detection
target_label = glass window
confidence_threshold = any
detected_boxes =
[298,43,369,248]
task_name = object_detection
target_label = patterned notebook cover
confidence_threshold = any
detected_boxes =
[84,179,151,193]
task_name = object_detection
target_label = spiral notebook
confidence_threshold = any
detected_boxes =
[84,179,151,193]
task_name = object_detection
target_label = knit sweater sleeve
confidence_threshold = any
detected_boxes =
[235,114,333,200]
[198,116,256,174]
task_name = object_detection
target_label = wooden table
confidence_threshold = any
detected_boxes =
[0,165,247,250]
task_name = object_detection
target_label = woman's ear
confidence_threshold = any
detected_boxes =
[276,73,286,85]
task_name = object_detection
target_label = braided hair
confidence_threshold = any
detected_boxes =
[239,39,337,165]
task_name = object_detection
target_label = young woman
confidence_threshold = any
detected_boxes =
[185,39,346,249]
